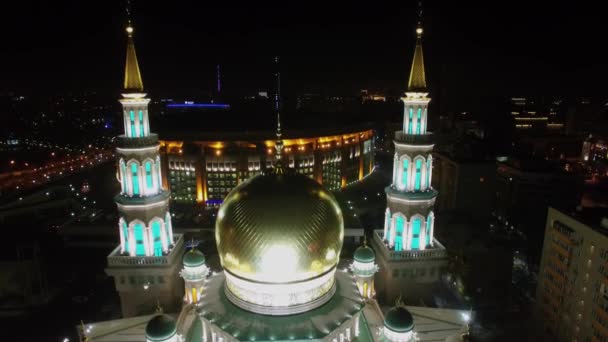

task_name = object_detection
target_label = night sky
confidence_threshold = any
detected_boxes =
[1,1,606,99]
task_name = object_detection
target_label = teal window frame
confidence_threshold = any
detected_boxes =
[138,110,144,137]
[411,217,421,250]
[122,221,129,253]
[129,110,136,137]
[152,221,162,256]
[395,216,404,252]
[145,161,153,189]
[414,159,422,190]
[131,163,140,195]
[426,158,432,188]
[120,161,128,193]
[408,108,413,134]
[401,159,409,189]
[134,223,145,256]
[416,108,422,134]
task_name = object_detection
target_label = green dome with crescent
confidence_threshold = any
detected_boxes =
[183,248,205,267]
[145,314,177,341]
[384,306,414,333]
[354,245,375,263]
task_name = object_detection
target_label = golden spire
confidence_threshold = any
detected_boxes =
[407,2,427,92]
[80,320,89,342]
[155,299,163,314]
[123,21,144,92]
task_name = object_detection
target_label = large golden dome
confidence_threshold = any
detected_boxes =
[215,168,344,284]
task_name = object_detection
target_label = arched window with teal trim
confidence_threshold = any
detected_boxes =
[165,214,172,244]
[122,221,129,253]
[156,157,162,189]
[408,108,413,134]
[414,159,422,190]
[411,217,421,250]
[145,161,153,190]
[416,108,422,134]
[134,223,145,256]
[131,163,140,195]
[385,209,391,238]
[129,110,136,137]
[426,214,433,247]
[152,221,162,256]
[395,215,404,251]
[120,160,128,193]
[138,110,144,137]
[401,159,409,189]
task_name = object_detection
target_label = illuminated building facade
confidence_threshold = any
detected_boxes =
[160,127,375,206]
[535,207,608,342]
[371,21,448,304]
[105,22,184,317]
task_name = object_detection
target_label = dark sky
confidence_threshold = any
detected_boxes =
[0,1,606,99]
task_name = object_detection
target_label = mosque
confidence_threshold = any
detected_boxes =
[82,9,473,342]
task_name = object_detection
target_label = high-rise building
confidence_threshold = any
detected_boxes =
[105,22,184,317]
[371,22,448,304]
[535,207,608,341]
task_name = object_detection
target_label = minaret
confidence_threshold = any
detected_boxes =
[383,11,436,252]
[351,237,379,299]
[106,17,184,318]
[180,242,209,305]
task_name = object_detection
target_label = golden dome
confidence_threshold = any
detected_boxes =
[216,169,344,284]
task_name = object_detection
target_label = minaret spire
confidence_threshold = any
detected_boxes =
[123,0,144,93]
[407,1,427,92]
[274,56,284,163]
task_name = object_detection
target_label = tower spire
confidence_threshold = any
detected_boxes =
[407,1,427,92]
[123,0,144,93]
[274,56,284,163]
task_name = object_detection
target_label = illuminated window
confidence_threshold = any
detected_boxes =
[426,157,432,188]
[131,163,139,195]
[120,160,127,193]
[414,159,422,190]
[408,108,413,134]
[122,221,129,253]
[416,108,421,134]
[145,161,153,189]
[395,216,404,252]
[152,221,162,256]
[165,213,172,244]
[129,110,136,137]
[401,159,409,189]
[134,223,145,256]
[138,110,144,137]
[411,217,421,250]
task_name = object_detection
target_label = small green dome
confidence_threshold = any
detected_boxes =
[183,249,205,267]
[384,306,414,333]
[354,245,375,263]
[145,314,177,341]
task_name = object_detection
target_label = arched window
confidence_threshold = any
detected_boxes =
[395,215,404,252]
[145,161,153,190]
[122,220,129,254]
[408,108,413,134]
[411,217,422,250]
[129,110,136,137]
[384,208,391,239]
[165,213,173,245]
[426,214,433,247]
[120,160,128,193]
[414,159,422,191]
[156,157,162,190]
[138,110,144,137]
[152,221,163,256]
[416,108,422,134]
[131,162,140,195]
[133,223,145,256]
[401,159,409,189]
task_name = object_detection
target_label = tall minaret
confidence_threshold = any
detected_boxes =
[106,15,184,317]
[383,7,436,252]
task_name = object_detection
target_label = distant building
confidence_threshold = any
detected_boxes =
[535,207,608,341]
[432,151,496,220]
[509,96,566,133]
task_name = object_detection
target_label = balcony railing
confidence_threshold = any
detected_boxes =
[115,134,159,148]
[107,234,184,266]
[372,230,447,261]
[394,131,434,145]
